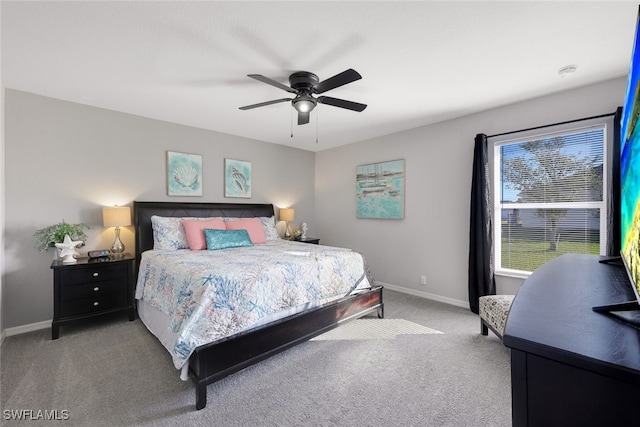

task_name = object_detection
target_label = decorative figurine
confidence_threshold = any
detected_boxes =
[55,234,83,264]
[301,222,308,239]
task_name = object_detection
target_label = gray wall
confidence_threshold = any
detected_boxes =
[1,86,5,338]
[3,89,316,329]
[315,77,627,306]
[1,77,628,331]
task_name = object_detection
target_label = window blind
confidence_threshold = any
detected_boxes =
[494,126,606,274]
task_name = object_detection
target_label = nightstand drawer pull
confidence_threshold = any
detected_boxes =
[93,287,99,292]
[93,272,99,277]
[93,302,99,306]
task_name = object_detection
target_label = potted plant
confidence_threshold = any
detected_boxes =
[34,220,88,253]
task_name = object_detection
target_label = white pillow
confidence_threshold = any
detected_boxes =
[260,216,280,241]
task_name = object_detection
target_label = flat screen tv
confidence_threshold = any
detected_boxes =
[597,6,640,314]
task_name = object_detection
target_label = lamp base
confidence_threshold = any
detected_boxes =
[111,227,125,254]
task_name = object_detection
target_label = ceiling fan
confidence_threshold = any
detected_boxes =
[239,69,367,125]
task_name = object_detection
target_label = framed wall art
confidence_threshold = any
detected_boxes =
[224,158,252,198]
[356,159,405,219]
[167,151,203,196]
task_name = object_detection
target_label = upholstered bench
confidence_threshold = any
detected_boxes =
[479,295,515,340]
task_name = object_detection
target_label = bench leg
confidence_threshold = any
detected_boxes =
[481,320,488,336]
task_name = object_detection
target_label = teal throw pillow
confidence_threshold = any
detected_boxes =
[204,228,254,250]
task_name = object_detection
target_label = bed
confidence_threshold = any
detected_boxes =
[133,201,384,410]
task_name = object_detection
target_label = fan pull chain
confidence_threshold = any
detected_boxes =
[290,108,294,138]
[316,108,319,144]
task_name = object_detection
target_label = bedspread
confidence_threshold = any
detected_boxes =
[135,240,371,368]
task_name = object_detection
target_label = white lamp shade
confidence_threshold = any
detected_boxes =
[103,206,132,227]
[279,208,294,222]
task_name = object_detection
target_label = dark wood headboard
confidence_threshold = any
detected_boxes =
[133,201,275,267]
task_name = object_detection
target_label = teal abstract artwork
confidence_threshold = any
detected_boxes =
[356,159,405,219]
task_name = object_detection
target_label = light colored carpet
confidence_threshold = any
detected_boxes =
[0,290,511,426]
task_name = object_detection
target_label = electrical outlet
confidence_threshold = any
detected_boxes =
[420,275,427,285]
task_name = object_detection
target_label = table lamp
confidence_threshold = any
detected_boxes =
[103,206,131,255]
[279,208,294,239]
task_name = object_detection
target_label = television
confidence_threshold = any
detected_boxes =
[595,6,640,314]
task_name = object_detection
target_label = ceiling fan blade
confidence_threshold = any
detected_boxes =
[239,98,292,110]
[298,112,310,125]
[317,96,367,112]
[313,69,362,94]
[247,74,297,93]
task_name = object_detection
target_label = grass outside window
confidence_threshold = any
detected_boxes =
[501,237,600,273]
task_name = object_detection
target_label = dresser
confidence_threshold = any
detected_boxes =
[503,254,640,426]
[51,255,135,339]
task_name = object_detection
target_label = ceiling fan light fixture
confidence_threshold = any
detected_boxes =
[293,96,317,113]
[240,69,366,125]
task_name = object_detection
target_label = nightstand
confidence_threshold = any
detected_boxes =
[51,254,135,339]
[298,237,320,245]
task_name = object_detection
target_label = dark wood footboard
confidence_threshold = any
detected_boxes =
[189,285,384,410]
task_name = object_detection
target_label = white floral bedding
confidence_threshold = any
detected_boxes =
[135,240,371,369]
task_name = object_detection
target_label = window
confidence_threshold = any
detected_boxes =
[493,124,608,275]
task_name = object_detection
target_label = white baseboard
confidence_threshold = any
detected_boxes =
[376,281,470,309]
[4,320,51,338]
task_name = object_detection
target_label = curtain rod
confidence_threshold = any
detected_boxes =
[487,112,616,139]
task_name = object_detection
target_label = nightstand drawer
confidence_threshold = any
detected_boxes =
[59,280,127,302]
[58,264,128,286]
[59,293,129,317]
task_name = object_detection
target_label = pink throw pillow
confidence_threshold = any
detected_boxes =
[224,218,267,244]
[182,218,226,250]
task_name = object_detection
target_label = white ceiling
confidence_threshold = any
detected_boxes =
[2,1,638,152]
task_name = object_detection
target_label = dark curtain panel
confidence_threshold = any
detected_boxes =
[608,107,622,256]
[468,133,496,314]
